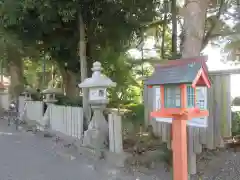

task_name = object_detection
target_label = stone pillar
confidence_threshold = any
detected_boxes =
[108,113,123,153]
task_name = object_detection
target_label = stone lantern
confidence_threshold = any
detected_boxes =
[41,88,62,134]
[78,61,116,149]
[42,88,62,103]
[22,86,36,101]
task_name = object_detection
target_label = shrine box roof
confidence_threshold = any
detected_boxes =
[145,56,210,86]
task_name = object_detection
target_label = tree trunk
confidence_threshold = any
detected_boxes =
[181,0,209,175]
[171,0,177,57]
[60,68,77,98]
[182,0,208,58]
[161,3,167,59]
[7,49,24,100]
[79,12,91,124]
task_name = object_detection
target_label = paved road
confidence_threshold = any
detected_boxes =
[3,119,240,180]
[0,121,145,180]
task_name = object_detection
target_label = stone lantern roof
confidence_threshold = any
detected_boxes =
[78,61,116,88]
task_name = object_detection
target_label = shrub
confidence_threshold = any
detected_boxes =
[123,103,145,126]
[232,111,240,136]
[232,97,240,106]
[54,94,83,107]
[28,93,42,101]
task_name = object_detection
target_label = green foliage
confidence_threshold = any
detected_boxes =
[31,92,42,101]
[123,103,145,126]
[54,94,82,107]
[1,0,159,72]
[232,96,240,106]
[23,54,56,88]
[232,111,240,136]
[99,47,142,105]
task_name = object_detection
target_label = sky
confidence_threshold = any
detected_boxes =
[128,38,240,98]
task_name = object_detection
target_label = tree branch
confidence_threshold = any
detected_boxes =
[202,0,225,49]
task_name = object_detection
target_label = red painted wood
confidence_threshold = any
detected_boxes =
[192,68,211,88]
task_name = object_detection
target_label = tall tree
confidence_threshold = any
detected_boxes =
[171,0,178,57]
[1,0,158,121]
[181,0,208,175]
[0,27,34,98]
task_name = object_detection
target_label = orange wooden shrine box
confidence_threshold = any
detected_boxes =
[145,56,211,180]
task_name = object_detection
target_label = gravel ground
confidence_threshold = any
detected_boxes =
[190,150,240,180]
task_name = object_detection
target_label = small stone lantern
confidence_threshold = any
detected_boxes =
[78,61,116,149]
[42,88,62,103]
[22,87,36,101]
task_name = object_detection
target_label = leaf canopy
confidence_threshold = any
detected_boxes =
[1,0,159,71]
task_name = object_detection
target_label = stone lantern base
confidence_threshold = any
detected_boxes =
[83,129,107,149]
[82,105,108,149]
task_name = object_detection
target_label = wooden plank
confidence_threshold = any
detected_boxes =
[206,79,215,149]
[193,128,202,154]
[214,75,223,147]
[225,75,232,137]
[78,107,83,139]
[159,123,164,141]
[157,122,162,137]
[143,85,149,127]
[188,127,197,175]
[70,107,75,137]
[221,75,232,137]
[199,127,207,145]
[76,107,80,138]
[63,106,67,135]
[53,105,59,132]
[162,123,168,142]
[148,87,154,117]
[209,68,240,75]
[151,87,158,135]
[166,124,172,149]
[154,86,162,137]
[73,107,77,138]
[68,107,72,137]
[199,87,208,145]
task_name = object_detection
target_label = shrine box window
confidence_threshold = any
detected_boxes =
[187,85,195,108]
[164,86,181,108]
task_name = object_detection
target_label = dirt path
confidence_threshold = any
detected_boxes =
[123,149,240,180]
